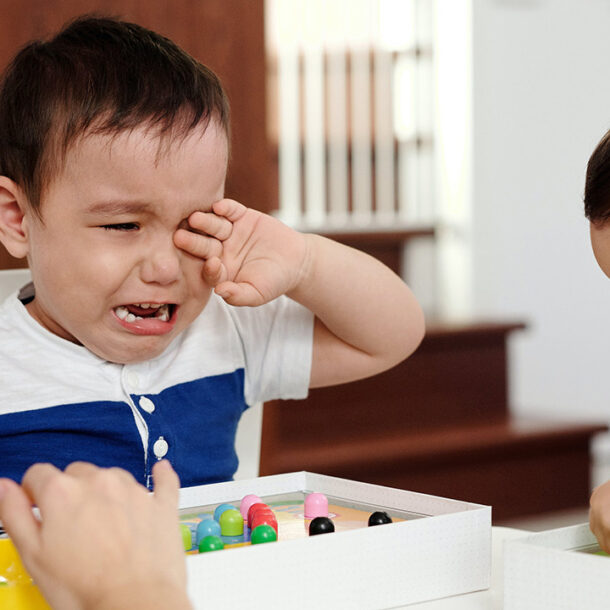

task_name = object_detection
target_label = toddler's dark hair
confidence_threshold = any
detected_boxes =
[0,15,230,215]
[585,130,610,224]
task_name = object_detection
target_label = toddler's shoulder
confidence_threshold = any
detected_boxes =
[0,293,24,337]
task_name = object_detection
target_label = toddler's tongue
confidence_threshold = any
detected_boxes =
[114,303,171,323]
[126,304,156,317]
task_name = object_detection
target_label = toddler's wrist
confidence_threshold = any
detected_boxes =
[285,232,317,301]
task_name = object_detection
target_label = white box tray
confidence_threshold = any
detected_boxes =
[180,471,491,609]
[504,523,610,610]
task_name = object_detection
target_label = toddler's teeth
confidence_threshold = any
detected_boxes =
[155,304,170,322]
[117,304,171,324]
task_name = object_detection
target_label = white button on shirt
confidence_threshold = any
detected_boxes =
[138,396,155,413]
[153,436,169,458]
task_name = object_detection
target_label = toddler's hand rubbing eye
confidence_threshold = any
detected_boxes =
[178,217,207,236]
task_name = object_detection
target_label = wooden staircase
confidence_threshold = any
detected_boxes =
[260,272,605,521]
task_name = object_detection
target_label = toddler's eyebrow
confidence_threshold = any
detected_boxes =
[86,200,152,215]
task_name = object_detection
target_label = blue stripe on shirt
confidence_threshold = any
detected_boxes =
[0,370,247,487]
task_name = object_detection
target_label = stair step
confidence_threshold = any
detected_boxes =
[260,418,606,521]
[261,418,605,472]
[260,320,605,520]
[261,321,525,450]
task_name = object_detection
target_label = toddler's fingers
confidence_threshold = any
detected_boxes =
[211,199,248,223]
[188,211,232,241]
[201,257,227,285]
[151,460,180,508]
[0,478,40,561]
[215,281,265,307]
[174,230,223,260]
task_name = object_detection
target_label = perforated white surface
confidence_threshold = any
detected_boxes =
[182,472,491,609]
[504,524,610,610]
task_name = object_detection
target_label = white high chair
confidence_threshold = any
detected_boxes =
[233,402,263,480]
[0,268,31,301]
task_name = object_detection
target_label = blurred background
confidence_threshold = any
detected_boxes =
[0,0,609,528]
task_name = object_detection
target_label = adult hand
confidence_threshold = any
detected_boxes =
[0,460,192,610]
[590,479,610,553]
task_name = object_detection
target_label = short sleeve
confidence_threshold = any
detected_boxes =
[226,296,314,406]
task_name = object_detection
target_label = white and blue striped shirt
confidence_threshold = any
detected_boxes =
[0,291,313,488]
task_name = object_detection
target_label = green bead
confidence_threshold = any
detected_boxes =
[180,523,192,551]
[198,535,225,553]
[219,508,244,536]
[251,524,277,544]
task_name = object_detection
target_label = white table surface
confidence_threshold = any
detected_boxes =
[397,527,529,610]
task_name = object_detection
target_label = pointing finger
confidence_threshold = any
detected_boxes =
[151,460,180,509]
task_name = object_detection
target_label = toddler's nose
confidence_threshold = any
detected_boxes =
[140,239,181,285]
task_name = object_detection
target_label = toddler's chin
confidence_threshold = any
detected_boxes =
[86,336,174,365]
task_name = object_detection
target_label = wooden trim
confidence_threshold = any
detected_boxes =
[0,0,269,270]
[261,418,607,474]
[320,226,435,243]
[425,320,527,339]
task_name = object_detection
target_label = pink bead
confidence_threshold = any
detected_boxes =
[304,493,328,519]
[240,494,262,520]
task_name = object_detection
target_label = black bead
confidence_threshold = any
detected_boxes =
[309,516,335,536]
[368,511,393,526]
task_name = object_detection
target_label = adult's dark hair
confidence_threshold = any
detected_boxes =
[0,15,230,215]
[585,129,610,224]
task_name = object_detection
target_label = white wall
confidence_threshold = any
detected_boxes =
[464,0,610,428]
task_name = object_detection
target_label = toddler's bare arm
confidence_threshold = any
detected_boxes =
[174,199,424,388]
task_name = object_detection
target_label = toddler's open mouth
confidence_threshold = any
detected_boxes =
[114,303,173,322]
[112,303,178,335]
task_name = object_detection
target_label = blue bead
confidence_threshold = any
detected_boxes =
[220,534,245,545]
[213,503,238,522]
[196,518,222,545]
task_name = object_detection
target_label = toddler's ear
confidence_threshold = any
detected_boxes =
[0,176,29,259]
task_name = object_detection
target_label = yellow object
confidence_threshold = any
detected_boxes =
[0,539,51,609]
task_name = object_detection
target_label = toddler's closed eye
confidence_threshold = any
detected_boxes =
[101,223,139,231]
